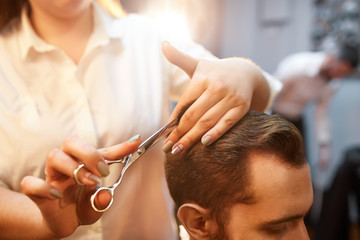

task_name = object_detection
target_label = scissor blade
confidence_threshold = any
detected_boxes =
[125,119,177,168]
[138,119,177,152]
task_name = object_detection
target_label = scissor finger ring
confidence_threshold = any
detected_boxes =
[91,187,115,212]
[73,164,85,185]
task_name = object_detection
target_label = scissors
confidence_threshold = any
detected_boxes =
[81,119,177,212]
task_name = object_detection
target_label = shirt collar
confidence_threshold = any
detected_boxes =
[19,2,125,60]
[19,6,56,60]
[84,2,124,53]
[93,1,125,39]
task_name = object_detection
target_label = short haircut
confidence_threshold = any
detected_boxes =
[164,111,306,235]
[337,44,359,68]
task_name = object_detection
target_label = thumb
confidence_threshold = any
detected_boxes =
[162,41,199,78]
[21,176,62,200]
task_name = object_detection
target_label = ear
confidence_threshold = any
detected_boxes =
[177,203,219,240]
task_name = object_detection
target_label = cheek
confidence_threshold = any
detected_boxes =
[331,65,352,78]
[225,209,262,240]
[226,223,251,240]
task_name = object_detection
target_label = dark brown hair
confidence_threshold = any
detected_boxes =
[165,111,306,235]
[0,0,27,30]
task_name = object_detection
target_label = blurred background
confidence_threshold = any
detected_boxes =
[119,0,360,239]
[120,0,360,74]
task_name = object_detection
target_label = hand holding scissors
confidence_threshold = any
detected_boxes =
[73,119,177,212]
[20,136,141,237]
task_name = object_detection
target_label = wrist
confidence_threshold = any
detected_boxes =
[235,58,270,112]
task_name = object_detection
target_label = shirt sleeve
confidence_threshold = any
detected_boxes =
[262,70,283,112]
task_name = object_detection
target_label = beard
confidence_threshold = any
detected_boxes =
[209,231,229,240]
[208,222,229,240]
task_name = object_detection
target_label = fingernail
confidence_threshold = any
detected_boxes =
[202,135,212,146]
[129,134,141,143]
[171,144,184,156]
[50,188,63,199]
[162,140,174,153]
[97,161,110,177]
[85,172,101,184]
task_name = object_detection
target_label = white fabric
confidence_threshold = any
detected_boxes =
[0,3,280,239]
[273,52,328,119]
[274,52,326,79]
[262,70,283,112]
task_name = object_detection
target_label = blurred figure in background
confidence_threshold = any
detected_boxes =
[305,77,360,240]
[272,44,359,135]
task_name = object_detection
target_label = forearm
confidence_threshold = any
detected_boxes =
[0,187,56,240]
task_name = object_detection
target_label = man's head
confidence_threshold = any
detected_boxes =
[321,44,359,79]
[165,111,313,240]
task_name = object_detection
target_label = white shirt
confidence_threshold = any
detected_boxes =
[273,52,328,119]
[0,3,280,239]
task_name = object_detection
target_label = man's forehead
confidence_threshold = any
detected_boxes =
[246,151,312,208]
[228,153,313,226]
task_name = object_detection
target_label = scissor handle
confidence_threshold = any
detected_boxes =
[75,156,126,180]
[105,157,127,165]
[90,186,115,212]
[89,155,132,212]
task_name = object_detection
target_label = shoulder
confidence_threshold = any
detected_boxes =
[279,52,325,65]
[275,51,326,78]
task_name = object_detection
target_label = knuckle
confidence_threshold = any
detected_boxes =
[168,127,181,141]
[199,117,215,130]
[181,111,195,124]
[232,98,250,112]
[208,82,226,96]
[179,135,197,150]
[223,116,237,128]
[227,92,242,105]
[46,148,62,163]
[239,100,250,111]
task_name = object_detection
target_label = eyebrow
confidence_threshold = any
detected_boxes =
[259,205,313,228]
[260,214,303,227]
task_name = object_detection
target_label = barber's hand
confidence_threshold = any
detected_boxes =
[162,42,270,155]
[20,136,141,238]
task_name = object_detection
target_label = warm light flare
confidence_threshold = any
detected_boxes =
[154,12,192,42]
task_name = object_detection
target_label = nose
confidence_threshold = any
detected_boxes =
[287,221,310,240]
[296,221,310,240]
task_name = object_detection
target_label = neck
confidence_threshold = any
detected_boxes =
[29,5,93,64]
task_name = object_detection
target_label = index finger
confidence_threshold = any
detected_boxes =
[61,136,107,177]
[98,135,142,160]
